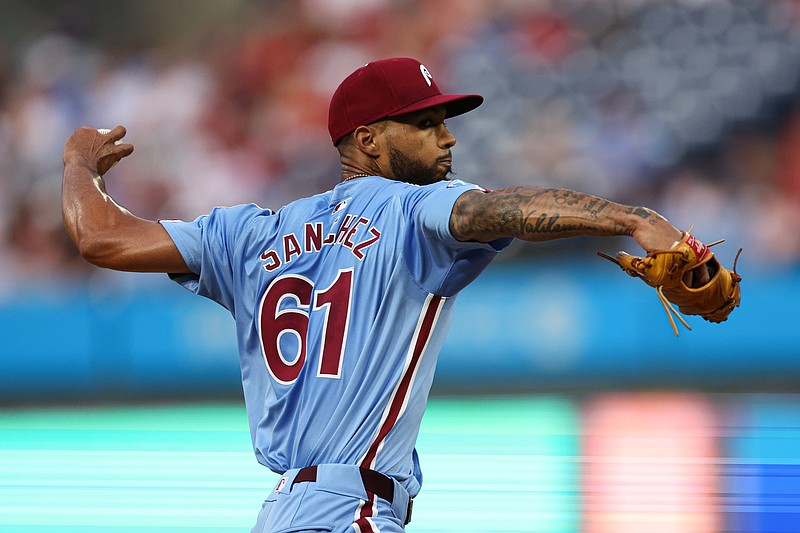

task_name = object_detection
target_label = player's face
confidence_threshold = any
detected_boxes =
[382,106,456,186]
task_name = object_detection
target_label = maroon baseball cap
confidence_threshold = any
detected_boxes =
[328,57,483,145]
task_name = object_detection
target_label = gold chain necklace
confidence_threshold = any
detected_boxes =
[342,173,373,182]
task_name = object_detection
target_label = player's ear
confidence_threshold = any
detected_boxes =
[352,124,383,157]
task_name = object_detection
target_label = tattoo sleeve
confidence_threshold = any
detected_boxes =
[451,187,646,243]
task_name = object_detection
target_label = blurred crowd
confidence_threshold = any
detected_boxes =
[2,0,800,287]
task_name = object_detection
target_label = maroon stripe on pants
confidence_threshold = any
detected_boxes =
[354,491,376,532]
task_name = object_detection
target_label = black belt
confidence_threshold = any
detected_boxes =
[292,465,412,525]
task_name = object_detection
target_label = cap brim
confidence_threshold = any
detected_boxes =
[386,93,484,120]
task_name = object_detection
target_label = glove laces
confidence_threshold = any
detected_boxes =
[656,285,691,336]
[597,226,742,337]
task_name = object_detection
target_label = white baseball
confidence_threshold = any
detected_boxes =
[97,128,123,145]
[96,128,125,173]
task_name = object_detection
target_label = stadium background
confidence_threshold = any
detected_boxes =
[1,0,799,531]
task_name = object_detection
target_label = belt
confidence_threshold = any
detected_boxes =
[292,465,412,525]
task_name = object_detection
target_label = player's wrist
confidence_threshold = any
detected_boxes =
[624,207,681,252]
[618,205,652,238]
[63,154,99,175]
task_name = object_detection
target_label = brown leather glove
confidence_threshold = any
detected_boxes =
[599,231,742,335]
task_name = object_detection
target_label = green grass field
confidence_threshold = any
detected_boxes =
[0,396,580,532]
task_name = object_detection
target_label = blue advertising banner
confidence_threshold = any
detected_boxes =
[1,263,796,401]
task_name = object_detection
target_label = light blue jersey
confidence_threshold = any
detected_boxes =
[161,176,509,499]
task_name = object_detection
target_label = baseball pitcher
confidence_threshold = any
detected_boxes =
[62,57,739,532]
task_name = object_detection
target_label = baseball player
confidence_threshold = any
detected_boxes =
[62,57,692,531]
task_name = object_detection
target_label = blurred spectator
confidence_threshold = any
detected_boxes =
[2,0,800,288]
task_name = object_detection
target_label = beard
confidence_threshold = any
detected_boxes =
[387,144,452,186]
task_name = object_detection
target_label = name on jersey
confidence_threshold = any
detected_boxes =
[260,215,381,271]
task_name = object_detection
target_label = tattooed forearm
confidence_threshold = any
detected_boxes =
[451,190,527,236]
[451,188,546,238]
[451,187,636,242]
[523,213,605,235]
[584,198,610,218]
[626,206,657,225]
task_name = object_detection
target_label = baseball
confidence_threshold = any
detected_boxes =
[97,128,123,145]
[96,128,125,174]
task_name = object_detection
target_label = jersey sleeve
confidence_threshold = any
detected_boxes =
[159,203,266,312]
[402,179,512,296]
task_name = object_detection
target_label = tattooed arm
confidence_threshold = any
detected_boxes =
[450,187,682,252]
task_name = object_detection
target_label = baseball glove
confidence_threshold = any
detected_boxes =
[598,229,742,336]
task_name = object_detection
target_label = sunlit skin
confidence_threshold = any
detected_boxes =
[61,126,190,273]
